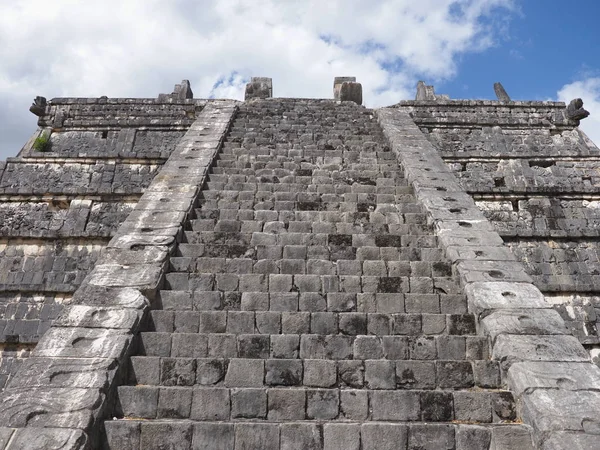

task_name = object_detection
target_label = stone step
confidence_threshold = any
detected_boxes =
[195,200,420,214]
[157,291,466,313]
[193,208,427,225]
[170,257,451,277]
[163,273,460,295]
[139,332,487,362]
[212,160,402,172]
[210,167,405,179]
[206,173,409,186]
[115,386,516,423]
[129,356,501,390]
[204,183,411,196]
[187,219,431,235]
[181,231,437,249]
[148,310,476,335]
[105,420,535,450]
[198,191,417,206]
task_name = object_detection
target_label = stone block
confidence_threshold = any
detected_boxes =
[54,305,142,330]
[193,423,235,450]
[191,388,230,421]
[304,359,337,387]
[34,327,131,359]
[465,282,548,318]
[508,361,600,398]
[265,359,303,386]
[408,424,455,450]
[118,386,158,419]
[157,387,192,418]
[225,359,264,387]
[104,421,140,450]
[245,77,273,100]
[235,423,279,450]
[365,360,395,389]
[455,425,491,450]
[8,357,117,389]
[371,391,420,421]
[140,422,192,450]
[541,432,598,450]
[453,391,492,422]
[7,427,88,450]
[281,423,322,450]
[493,335,589,369]
[231,388,267,419]
[491,425,534,450]
[520,389,600,435]
[0,386,104,429]
[481,309,569,343]
[323,423,360,450]
[268,388,306,420]
[307,389,339,420]
[361,423,408,450]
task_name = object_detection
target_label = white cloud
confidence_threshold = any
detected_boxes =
[0,0,515,158]
[558,78,600,146]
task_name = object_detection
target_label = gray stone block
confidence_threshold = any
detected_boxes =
[118,386,158,419]
[365,360,395,389]
[482,309,569,343]
[140,422,192,450]
[361,423,408,450]
[493,335,589,369]
[235,423,279,450]
[491,425,534,450]
[268,388,305,420]
[34,327,131,359]
[520,389,600,435]
[371,391,420,421]
[104,420,140,450]
[455,425,491,450]
[508,361,600,398]
[231,388,267,419]
[190,388,230,421]
[266,359,303,386]
[157,387,192,418]
[304,359,337,387]
[0,386,104,429]
[323,423,360,450]
[193,423,234,450]
[454,391,492,422]
[225,359,264,387]
[7,427,89,450]
[340,390,368,420]
[408,424,455,450]
[281,423,323,450]
[307,389,339,419]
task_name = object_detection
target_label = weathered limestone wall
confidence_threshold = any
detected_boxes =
[398,99,600,359]
[0,86,216,390]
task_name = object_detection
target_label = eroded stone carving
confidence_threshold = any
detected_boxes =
[494,82,511,102]
[567,98,590,122]
[245,77,273,100]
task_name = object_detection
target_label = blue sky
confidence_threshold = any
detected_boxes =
[0,0,599,159]
[440,1,600,101]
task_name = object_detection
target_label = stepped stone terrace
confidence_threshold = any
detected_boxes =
[0,77,598,449]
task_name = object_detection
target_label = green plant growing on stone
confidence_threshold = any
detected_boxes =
[33,131,51,152]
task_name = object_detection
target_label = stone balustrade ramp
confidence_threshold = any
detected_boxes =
[104,99,533,450]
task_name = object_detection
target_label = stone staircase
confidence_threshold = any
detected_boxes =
[104,99,533,449]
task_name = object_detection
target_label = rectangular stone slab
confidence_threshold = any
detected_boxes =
[87,263,163,291]
[0,387,104,429]
[8,357,118,389]
[481,309,569,342]
[108,233,177,249]
[457,260,533,284]
[493,335,589,367]
[7,427,88,450]
[438,229,505,247]
[99,247,169,265]
[508,361,600,398]
[520,389,600,435]
[71,285,149,310]
[465,282,549,317]
[34,327,131,359]
[54,305,143,329]
[446,246,517,263]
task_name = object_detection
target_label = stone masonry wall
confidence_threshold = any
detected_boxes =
[399,99,600,360]
[0,93,214,391]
